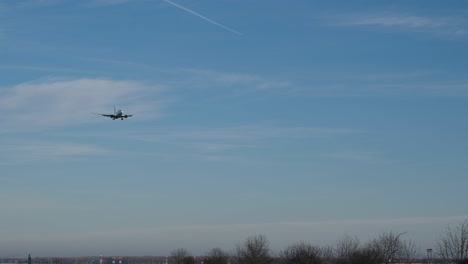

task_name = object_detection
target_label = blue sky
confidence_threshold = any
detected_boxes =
[1,0,468,257]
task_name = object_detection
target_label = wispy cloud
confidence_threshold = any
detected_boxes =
[6,215,467,246]
[176,68,296,96]
[340,15,447,28]
[329,14,468,36]
[130,125,362,143]
[0,141,109,165]
[15,0,64,8]
[88,0,132,6]
[320,150,382,163]
[298,72,468,97]
[0,191,85,212]
[184,142,254,153]
[0,64,97,73]
[49,124,362,163]
[75,60,295,94]
[170,125,360,141]
[161,0,242,35]
[361,78,468,97]
[118,63,468,97]
[0,78,167,132]
[122,125,362,163]
[15,0,134,8]
[75,58,468,97]
[82,57,167,73]
[109,215,468,234]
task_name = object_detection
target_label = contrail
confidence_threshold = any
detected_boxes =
[162,0,242,35]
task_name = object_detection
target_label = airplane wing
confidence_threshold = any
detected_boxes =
[123,115,133,118]
[92,113,115,118]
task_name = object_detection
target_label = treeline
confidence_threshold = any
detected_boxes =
[6,220,468,264]
[171,233,418,264]
[168,220,468,264]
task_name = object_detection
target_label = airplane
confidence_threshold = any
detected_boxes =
[93,106,133,120]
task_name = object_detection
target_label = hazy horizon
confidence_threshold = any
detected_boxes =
[2,216,468,257]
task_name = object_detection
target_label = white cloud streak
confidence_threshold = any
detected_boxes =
[168,126,360,141]
[0,64,97,73]
[49,124,362,163]
[330,14,468,36]
[101,215,468,234]
[80,59,468,97]
[0,192,84,212]
[342,16,447,28]
[88,0,132,6]
[0,78,167,132]
[0,141,109,165]
[298,73,468,97]
[161,0,242,35]
[122,125,363,163]
[320,150,382,162]
[179,68,292,91]
[129,125,361,145]
[170,68,468,97]
[15,0,64,8]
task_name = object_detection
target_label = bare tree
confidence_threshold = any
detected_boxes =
[333,239,383,264]
[233,234,273,264]
[204,248,230,264]
[279,241,327,264]
[320,245,334,264]
[399,239,419,264]
[52,259,64,264]
[183,257,195,264]
[333,232,418,264]
[436,220,468,264]
[369,231,419,263]
[334,234,360,263]
[346,245,384,264]
[372,231,405,263]
[171,248,191,264]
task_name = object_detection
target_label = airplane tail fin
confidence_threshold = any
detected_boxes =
[114,105,116,115]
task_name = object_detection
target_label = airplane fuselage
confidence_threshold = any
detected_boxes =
[94,106,133,120]
[113,110,124,120]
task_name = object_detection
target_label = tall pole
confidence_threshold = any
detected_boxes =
[427,248,433,264]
